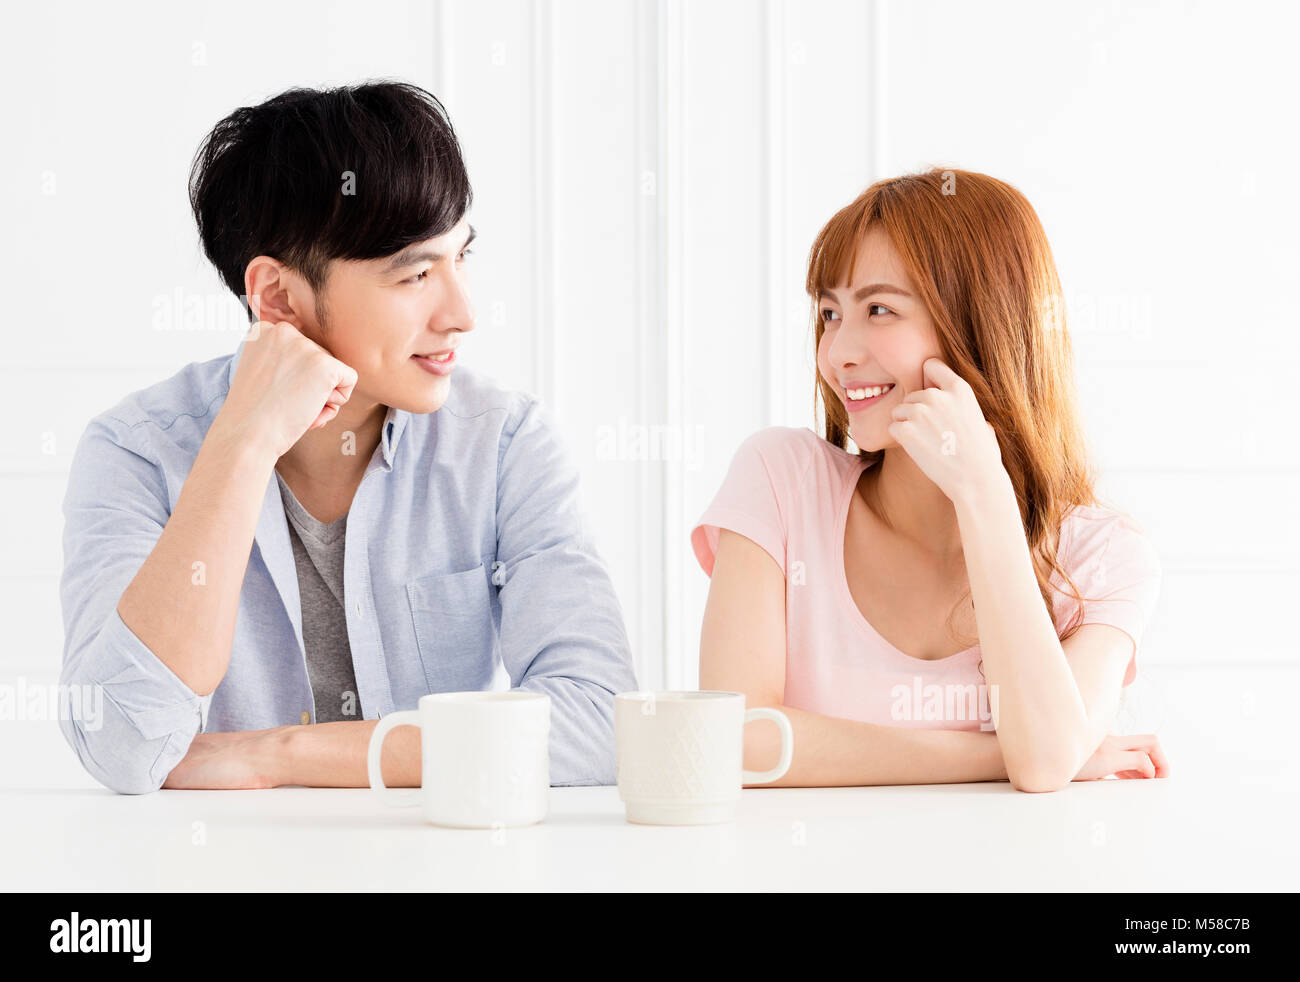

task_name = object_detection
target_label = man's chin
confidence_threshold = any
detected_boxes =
[391,377,452,415]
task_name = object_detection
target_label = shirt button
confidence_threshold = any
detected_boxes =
[300,710,310,725]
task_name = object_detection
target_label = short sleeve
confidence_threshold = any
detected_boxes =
[690,427,812,577]
[1061,510,1163,687]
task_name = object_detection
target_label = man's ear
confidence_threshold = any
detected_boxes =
[244,255,305,327]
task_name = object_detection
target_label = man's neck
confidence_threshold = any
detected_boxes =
[276,398,387,490]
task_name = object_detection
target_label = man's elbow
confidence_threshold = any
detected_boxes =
[98,769,166,796]
[71,741,166,795]
[585,742,618,787]
[59,711,170,795]
[582,697,620,786]
[537,677,621,786]
[551,744,617,787]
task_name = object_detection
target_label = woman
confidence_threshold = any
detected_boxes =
[692,168,1168,792]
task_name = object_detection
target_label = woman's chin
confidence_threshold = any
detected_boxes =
[849,424,889,453]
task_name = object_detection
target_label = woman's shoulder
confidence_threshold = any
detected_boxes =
[1058,502,1161,577]
[731,425,865,482]
[1060,501,1152,536]
[692,426,862,577]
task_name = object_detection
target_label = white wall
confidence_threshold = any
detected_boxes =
[3,0,1296,704]
[871,0,1300,679]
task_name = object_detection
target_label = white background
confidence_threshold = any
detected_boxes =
[2,1,1297,786]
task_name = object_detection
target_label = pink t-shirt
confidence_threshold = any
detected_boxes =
[690,426,1162,732]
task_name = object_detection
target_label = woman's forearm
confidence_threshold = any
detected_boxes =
[742,703,1008,787]
[953,474,1090,789]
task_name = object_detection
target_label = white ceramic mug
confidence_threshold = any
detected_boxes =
[615,690,794,825]
[367,691,551,829]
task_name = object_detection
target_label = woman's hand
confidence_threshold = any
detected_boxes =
[1073,733,1171,781]
[887,357,1008,507]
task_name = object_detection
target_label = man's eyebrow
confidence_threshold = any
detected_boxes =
[379,224,477,274]
[818,282,913,302]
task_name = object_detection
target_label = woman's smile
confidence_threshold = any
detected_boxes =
[842,381,896,412]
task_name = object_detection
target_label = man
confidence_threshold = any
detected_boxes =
[58,81,638,794]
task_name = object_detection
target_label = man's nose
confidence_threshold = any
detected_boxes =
[436,264,475,332]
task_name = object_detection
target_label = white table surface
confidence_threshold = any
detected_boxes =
[2,776,1295,892]
[4,666,1298,891]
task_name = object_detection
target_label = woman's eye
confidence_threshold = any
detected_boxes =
[458,247,474,263]
[821,304,890,322]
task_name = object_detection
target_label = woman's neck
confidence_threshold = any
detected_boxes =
[861,446,963,563]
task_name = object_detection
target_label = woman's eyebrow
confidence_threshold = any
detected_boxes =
[819,283,913,302]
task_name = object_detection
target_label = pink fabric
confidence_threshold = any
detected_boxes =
[691,427,1162,731]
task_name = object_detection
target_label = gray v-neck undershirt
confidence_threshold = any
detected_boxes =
[275,469,363,723]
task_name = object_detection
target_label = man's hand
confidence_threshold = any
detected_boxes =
[162,726,293,790]
[214,320,359,462]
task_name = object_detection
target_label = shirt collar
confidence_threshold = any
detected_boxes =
[227,335,412,469]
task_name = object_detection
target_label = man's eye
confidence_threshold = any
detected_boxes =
[405,248,473,284]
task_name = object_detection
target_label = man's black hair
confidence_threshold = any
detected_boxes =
[188,79,473,324]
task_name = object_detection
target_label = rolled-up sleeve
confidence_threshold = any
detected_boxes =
[59,417,211,794]
[494,398,639,786]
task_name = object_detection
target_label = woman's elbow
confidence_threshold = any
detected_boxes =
[1008,761,1073,793]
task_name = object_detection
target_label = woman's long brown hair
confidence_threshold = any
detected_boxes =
[806,168,1097,645]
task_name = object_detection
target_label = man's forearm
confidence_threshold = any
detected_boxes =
[270,719,422,787]
[743,703,1009,787]
[117,414,277,696]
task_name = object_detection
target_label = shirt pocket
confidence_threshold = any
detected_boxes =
[404,563,498,694]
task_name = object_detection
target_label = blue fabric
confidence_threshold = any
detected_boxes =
[58,338,638,793]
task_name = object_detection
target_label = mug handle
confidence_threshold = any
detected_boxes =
[741,707,794,784]
[367,710,423,807]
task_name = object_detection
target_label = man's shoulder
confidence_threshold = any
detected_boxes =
[85,350,234,453]
[417,367,579,500]
[437,365,540,433]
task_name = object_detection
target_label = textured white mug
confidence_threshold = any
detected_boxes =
[615,690,794,825]
[367,691,550,829]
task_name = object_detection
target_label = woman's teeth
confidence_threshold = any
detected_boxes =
[846,384,893,400]
[422,352,452,362]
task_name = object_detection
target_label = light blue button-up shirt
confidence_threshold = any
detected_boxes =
[58,338,639,794]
